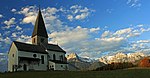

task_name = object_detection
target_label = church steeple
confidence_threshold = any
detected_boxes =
[32,10,48,38]
[32,9,48,45]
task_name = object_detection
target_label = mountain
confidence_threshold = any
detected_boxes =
[99,52,145,64]
[88,61,105,70]
[67,53,94,70]
[67,53,106,70]
[67,53,94,63]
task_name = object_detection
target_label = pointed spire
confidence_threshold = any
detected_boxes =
[32,9,48,38]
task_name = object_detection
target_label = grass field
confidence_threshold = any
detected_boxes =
[1,69,150,78]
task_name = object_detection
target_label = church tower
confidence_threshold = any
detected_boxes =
[31,9,48,46]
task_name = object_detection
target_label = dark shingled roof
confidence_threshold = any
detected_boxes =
[13,41,66,54]
[32,10,48,38]
[13,41,48,54]
[47,44,66,53]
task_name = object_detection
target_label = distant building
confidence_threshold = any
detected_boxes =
[8,9,68,72]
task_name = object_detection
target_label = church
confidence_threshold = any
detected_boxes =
[8,9,68,72]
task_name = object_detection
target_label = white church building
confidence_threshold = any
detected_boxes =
[8,9,68,72]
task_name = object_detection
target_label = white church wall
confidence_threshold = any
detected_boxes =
[47,50,65,61]
[49,61,68,70]
[55,64,68,70]
[8,43,18,72]
[48,61,55,70]
[18,51,48,71]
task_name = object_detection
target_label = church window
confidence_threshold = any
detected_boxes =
[41,55,44,64]
[53,54,56,60]
[12,54,14,57]
[41,38,44,43]
[33,54,37,58]
[33,38,35,43]
[48,55,50,60]
[60,55,63,61]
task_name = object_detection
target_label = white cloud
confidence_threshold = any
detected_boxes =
[15,26,22,30]
[11,33,17,37]
[66,5,94,21]
[16,6,66,33]
[43,7,58,14]
[0,14,3,18]
[4,17,16,26]
[67,15,73,21]
[101,26,150,40]
[99,37,124,42]
[80,7,89,13]
[11,8,16,12]
[22,15,36,24]
[2,17,16,29]
[127,0,141,8]
[70,5,82,9]
[101,31,112,38]
[75,13,89,20]
[114,28,132,36]
[16,35,31,44]
[137,40,150,43]
[49,26,89,45]
[90,27,100,32]
[48,26,127,58]
[2,37,11,44]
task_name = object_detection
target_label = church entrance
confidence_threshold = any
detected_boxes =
[23,64,27,71]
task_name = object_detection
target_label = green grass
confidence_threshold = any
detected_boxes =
[1,69,150,78]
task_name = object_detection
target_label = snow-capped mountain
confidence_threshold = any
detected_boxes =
[99,52,145,64]
[66,52,146,70]
[67,53,94,63]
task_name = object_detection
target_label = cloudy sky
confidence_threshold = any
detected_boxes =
[0,0,150,60]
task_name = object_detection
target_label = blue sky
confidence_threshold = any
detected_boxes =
[0,0,150,60]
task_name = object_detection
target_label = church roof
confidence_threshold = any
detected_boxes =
[32,10,48,38]
[47,44,66,53]
[13,41,66,54]
[14,41,48,54]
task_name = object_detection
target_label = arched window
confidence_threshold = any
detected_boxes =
[41,55,44,64]
[53,54,56,60]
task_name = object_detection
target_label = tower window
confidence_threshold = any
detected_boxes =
[33,38,35,43]
[12,54,14,57]
[41,38,44,43]
[41,55,44,64]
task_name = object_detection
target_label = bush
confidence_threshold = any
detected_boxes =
[95,62,134,71]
